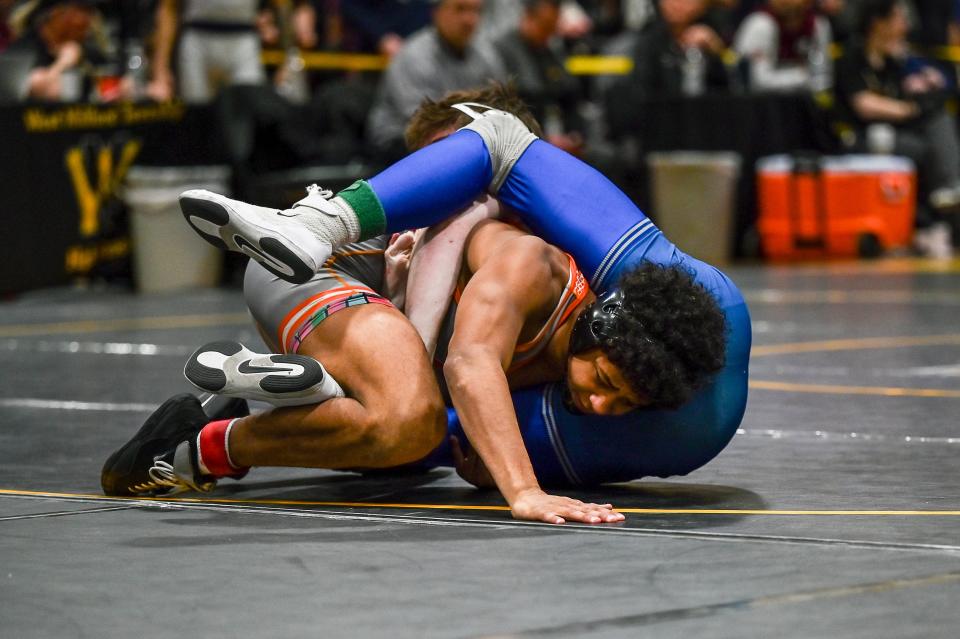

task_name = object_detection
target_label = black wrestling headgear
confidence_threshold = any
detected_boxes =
[569,288,625,355]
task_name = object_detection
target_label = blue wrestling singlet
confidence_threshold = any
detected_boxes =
[367,130,751,486]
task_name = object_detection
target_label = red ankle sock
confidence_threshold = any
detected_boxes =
[197,419,249,479]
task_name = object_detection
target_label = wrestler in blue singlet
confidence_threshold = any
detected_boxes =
[363,128,751,486]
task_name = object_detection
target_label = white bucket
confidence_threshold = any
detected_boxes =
[123,166,230,293]
[647,152,742,265]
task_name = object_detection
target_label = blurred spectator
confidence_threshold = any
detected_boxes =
[953,0,960,45]
[257,0,319,50]
[366,0,504,159]
[338,0,432,57]
[703,0,743,44]
[908,0,959,96]
[257,0,320,104]
[6,0,102,101]
[620,0,729,98]
[480,1,594,49]
[557,0,594,41]
[477,0,525,42]
[835,0,960,256]
[147,0,270,103]
[1,0,15,51]
[910,0,956,47]
[495,0,586,154]
[581,0,659,39]
[572,0,633,42]
[733,0,832,92]
[817,0,856,44]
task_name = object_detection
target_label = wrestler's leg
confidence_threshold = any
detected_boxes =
[368,131,645,279]
[227,303,447,470]
[181,114,648,283]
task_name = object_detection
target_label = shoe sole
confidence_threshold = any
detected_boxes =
[101,393,203,496]
[179,191,328,284]
[184,341,330,407]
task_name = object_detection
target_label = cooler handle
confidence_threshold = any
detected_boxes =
[789,153,828,250]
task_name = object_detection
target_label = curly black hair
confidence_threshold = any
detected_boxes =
[602,262,727,410]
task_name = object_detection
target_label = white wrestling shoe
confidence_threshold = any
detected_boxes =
[179,185,354,284]
[184,341,345,407]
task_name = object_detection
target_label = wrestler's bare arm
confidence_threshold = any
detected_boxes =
[388,197,501,357]
[406,197,501,356]
[443,221,620,525]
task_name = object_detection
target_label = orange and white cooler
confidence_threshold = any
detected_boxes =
[757,154,916,260]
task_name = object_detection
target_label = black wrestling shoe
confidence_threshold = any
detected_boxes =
[200,394,250,421]
[101,394,216,497]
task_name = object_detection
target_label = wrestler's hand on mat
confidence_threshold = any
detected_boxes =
[450,435,496,489]
[510,488,625,525]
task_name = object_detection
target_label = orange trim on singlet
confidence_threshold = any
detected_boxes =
[450,252,590,372]
[322,248,386,268]
[507,254,590,372]
[277,284,377,353]
[325,267,348,287]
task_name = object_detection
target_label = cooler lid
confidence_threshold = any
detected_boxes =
[757,154,915,174]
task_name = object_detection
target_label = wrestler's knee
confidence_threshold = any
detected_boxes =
[459,108,538,192]
[358,392,447,468]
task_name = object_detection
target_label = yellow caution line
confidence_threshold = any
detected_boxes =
[259,51,639,75]
[932,45,960,63]
[752,334,960,357]
[3,489,960,516]
[261,50,388,71]
[0,313,250,338]
[750,379,960,399]
[258,47,960,74]
[565,55,633,75]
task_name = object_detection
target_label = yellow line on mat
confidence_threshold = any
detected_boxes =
[0,313,250,338]
[752,334,960,357]
[749,380,960,399]
[765,258,960,275]
[2,489,959,516]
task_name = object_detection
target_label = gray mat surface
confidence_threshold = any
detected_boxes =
[2,259,958,638]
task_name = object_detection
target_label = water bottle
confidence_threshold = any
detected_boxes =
[681,46,706,96]
[866,123,896,155]
[276,47,309,105]
[124,39,147,99]
[808,47,831,92]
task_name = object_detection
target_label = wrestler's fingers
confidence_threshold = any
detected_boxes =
[386,230,416,256]
[583,502,618,511]
[572,505,624,524]
[596,509,625,523]
[393,231,415,250]
[559,507,603,524]
[586,504,625,522]
[563,509,595,522]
